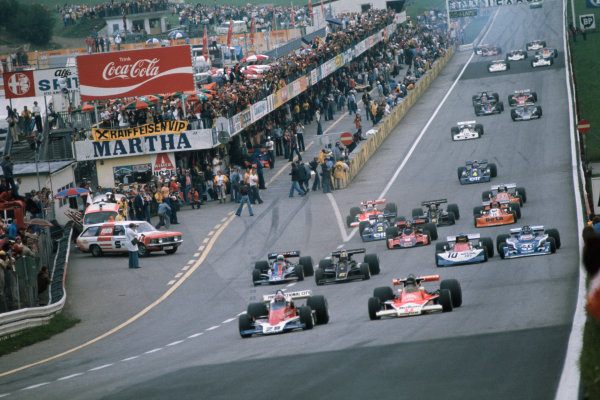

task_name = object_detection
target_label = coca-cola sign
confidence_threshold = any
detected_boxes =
[77,46,194,101]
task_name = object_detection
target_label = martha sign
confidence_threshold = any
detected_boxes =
[75,129,214,161]
[92,120,188,141]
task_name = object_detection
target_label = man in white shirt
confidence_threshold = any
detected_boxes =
[265,136,275,169]
[212,154,222,174]
[125,223,140,269]
[32,101,42,133]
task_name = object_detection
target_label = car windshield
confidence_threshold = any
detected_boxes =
[84,211,118,225]
[135,222,157,233]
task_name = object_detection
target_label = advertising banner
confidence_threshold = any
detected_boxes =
[251,100,268,122]
[3,67,79,99]
[77,46,194,101]
[92,120,188,141]
[152,152,176,174]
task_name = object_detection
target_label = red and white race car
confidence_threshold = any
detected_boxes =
[238,290,329,338]
[346,199,397,227]
[385,219,438,249]
[368,275,462,319]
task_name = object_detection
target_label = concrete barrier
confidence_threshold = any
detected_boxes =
[342,46,456,187]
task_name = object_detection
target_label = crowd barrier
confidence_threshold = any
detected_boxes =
[342,46,456,187]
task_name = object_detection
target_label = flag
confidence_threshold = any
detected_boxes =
[291,2,295,28]
[226,20,233,48]
[308,0,314,20]
[250,16,255,45]
[202,26,208,61]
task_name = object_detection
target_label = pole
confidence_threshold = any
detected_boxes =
[446,0,451,34]
[571,0,576,28]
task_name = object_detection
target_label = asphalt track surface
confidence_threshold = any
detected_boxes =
[0,3,579,399]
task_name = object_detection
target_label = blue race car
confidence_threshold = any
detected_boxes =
[457,160,498,185]
[435,233,494,267]
[252,251,314,285]
[359,213,396,242]
[496,225,561,259]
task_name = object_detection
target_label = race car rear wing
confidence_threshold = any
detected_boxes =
[331,248,366,258]
[509,225,544,234]
[482,200,511,207]
[267,251,300,259]
[393,275,440,285]
[368,212,396,221]
[456,120,476,126]
[263,290,312,302]
[491,183,516,191]
[396,219,427,227]
[466,159,488,166]
[513,89,531,94]
[359,199,386,206]
[421,199,448,206]
[447,233,480,242]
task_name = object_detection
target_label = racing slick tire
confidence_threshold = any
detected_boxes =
[548,237,557,253]
[165,248,178,255]
[451,127,459,139]
[247,302,268,319]
[445,211,456,225]
[496,234,510,253]
[412,208,423,219]
[386,227,398,245]
[298,306,314,330]
[374,286,394,303]
[475,124,484,136]
[498,243,508,259]
[531,92,538,101]
[90,245,103,257]
[299,256,314,277]
[255,260,269,273]
[359,221,369,235]
[436,241,448,253]
[447,203,460,220]
[537,106,543,117]
[346,215,355,227]
[424,223,438,240]
[239,314,254,338]
[497,102,504,112]
[307,295,329,324]
[511,111,517,121]
[474,217,480,228]
[364,253,380,275]
[508,95,516,106]
[482,190,493,201]
[481,237,495,258]
[319,259,332,270]
[137,243,149,257]
[457,167,467,180]
[473,206,484,216]
[492,92,500,101]
[439,289,453,312]
[489,163,498,177]
[441,279,462,307]
[510,203,522,219]
[384,202,397,214]
[359,263,371,280]
[395,216,406,223]
[349,207,361,218]
[252,268,261,285]
[516,187,527,203]
[545,228,561,249]
[368,297,382,320]
[315,268,325,286]
[294,265,305,281]
[506,63,511,70]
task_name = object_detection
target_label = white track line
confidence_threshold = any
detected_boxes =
[326,193,353,241]
[188,332,204,338]
[121,356,139,362]
[22,382,49,390]
[145,348,163,354]
[222,318,235,324]
[88,363,113,372]
[206,325,219,331]
[167,340,184,347]
[57,373,83,381]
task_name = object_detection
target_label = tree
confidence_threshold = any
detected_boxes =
[5,3,55,46]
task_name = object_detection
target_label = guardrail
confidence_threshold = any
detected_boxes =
[0,222,73,338]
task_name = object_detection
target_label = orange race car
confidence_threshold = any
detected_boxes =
[473,201,521,228]
[481,183,527,206]
[346,199,397,227]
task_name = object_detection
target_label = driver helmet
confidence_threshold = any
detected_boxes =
[276,255,284,262]
[472,161,480,168]
[521,225,532,235]
[497,185,507,193]
[340,251,348,262]
[377,214,384,221]
[273,291,286,305]
[491,201,500,208]
[430,203,437,210]
[367,204,374,211]
[456,234,468,243]
[481,93,488,100]
[405,274,417,287]
[405,221,413,229]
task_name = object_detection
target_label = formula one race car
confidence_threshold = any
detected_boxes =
[472,91,500,105]
[457,160,498,185]
[526,40,546,51]
[238,289,328,338]
[368,274,462,319]
[496,225,561,259]
[474,100,504,116]
[535,48,558,58]
[531,55,553,68]
[511,105,542,121]
[411,199,460,226]
[475,44,501,56]
[508,89,537,106]
[346,199,397,227]
[315,249,380,285]
[385,219,438,249]
[488,60,509,73]
[482,183,527,206]
[252,251,314,285]
[473,200,520,228]
[451,120,484,141]
[506,49,528,61]
[435,233,494,267]
[360,213,396,242]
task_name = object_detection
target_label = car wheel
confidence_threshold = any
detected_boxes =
[511,203,522,218]
[138,243,149,257]
[238,314,253,338]
[319,259,332,270]
[473,206,484,216]
[458,167,466,180]
[255,260,269,273]
[545,228,561,249]
[346,215,355,227]
[252,268,261,285]
[385,227,398,240]
[498,102,504,112]
[548,237,557,253]
[359,263,371,280]
[483,247,489,262]
[538,106,543,117]
[349,207,361,218]
[492,92,500,101]
[481,237,494,258]
[511,211,518,222]
[482,190,493,201]
[475,124,484,135]
[451,126,460,139]
[359,221,369,235]
[436,241,448,253]
[247,302,268,319]
[496,234,510,253]
[294,265,304,281]
[364,253,380,275]
[90,245,102,257]
[299,256,314,277]
[516,187,527,203]
[531,92,538,101]
[446,211,456,225]
[412,207,423,219]
[424,223,438,240]
[307,295,329,324]
[368,297,382,320]
[489,163,498,177]
[499,243,507,259]
[384,202,397,214]
[315,268,325,285]
[374,286,394,302]
[298,306,314,330]
[441,279,462,307]
[439,289,453,312]
[447,203,460,220]
[165,248,178,255]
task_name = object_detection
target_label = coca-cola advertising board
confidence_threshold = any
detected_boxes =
[77,46,194,101]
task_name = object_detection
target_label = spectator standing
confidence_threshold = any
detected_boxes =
[235,182,254,216]
[316,109,323,136]
[310,157,321,191]
[333,159,349,190]
[296,122,305,152]
[32,101,42,133]
[1,156,16,194]
[265,136,275,168]
[6,106,19,143]
[21,106,32,135]
[288,132,302,162]
[156,199,171,229]
[248,169,263,204]
[134,188,146,220]
[37,266,51,306]
[321,161,333,193]
[125,223,140,269]
[214,170,227,203]
[115,34,122,51]
[289,161,306,197]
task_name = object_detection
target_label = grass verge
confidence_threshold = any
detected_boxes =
[581,316,600,399]
[0,313,80,357]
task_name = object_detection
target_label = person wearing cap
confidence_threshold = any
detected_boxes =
[125,223,140,269]
[265,136,275,169]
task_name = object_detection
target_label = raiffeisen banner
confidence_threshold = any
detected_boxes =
[76,46,194,101]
